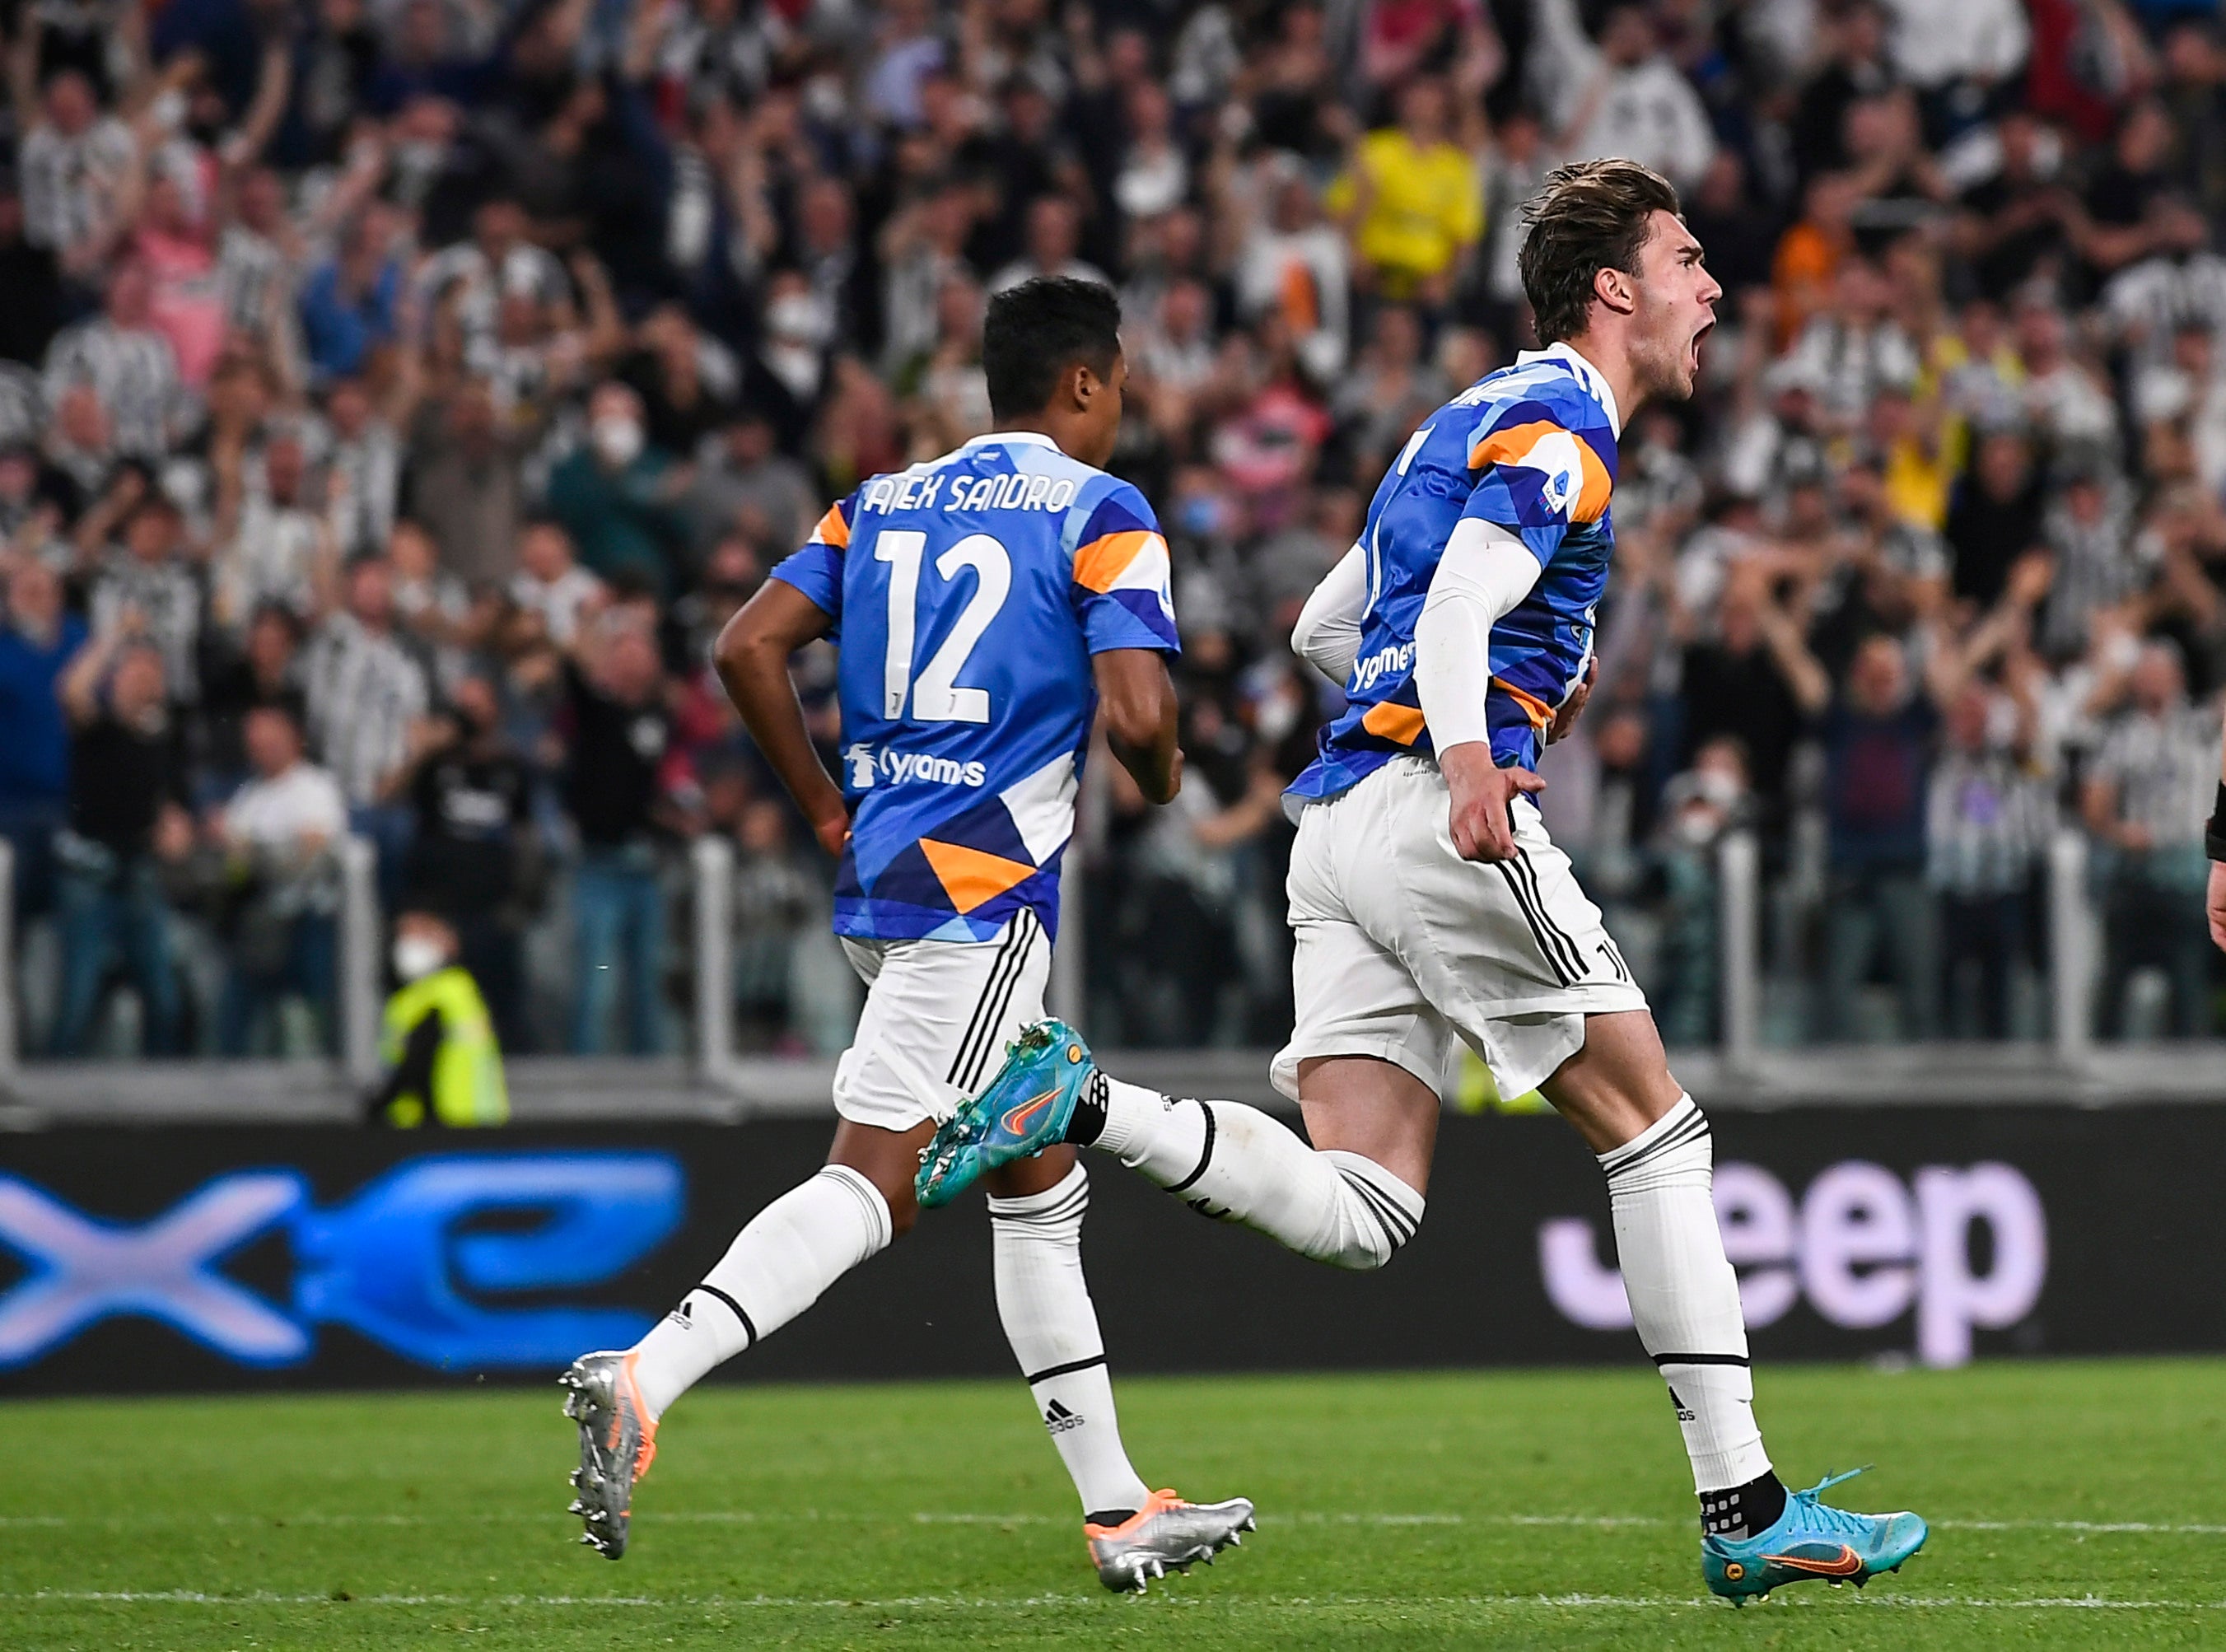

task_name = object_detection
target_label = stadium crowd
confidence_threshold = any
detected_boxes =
[1,0,2224,1058]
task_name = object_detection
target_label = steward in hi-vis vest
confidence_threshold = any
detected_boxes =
[369,911,509,1127]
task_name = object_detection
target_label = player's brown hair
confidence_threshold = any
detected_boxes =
[1519,160,1683,345]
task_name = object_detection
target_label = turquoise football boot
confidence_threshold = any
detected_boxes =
[916,1019,1095,1208]
[1702,1468,1928,1604]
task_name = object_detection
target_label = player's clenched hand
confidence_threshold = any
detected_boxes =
[2208,861,2226,953]
[811,808,852,859]
[1440,743,1545,863]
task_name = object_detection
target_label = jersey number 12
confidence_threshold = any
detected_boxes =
[873,530,1011,723]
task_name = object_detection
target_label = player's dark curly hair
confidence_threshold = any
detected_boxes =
[1519,160,1682,345]
[982,277,1122,419]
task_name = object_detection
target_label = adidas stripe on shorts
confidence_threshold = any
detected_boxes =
[1271,754,1647,1104]
[833,911,1051,1131]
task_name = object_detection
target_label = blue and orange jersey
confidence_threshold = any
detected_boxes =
[770,431,1179,942]
[1288,343,1621,802]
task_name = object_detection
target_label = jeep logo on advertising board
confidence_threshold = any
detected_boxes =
[1538,1160,2047,1367]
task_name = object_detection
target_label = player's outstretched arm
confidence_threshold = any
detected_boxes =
[1094,647,1183,805]
[714,581,850,857]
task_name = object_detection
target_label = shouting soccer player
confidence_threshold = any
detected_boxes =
[562,278,1253,1590]
[920,163,1930,1604]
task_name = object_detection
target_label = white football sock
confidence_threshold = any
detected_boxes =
[1092,1079,1423,1270]
[629,1164,893,1419]
[1598,1094,1771,1492]
[987,1163,1152,1518]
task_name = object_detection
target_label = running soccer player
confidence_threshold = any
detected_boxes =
[562,278,1253,1590]
[919,165,1930,1604]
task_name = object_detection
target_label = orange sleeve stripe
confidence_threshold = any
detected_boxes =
[1568,440,1613,523]
[1072,529,1160,593]
[1360,700,1428,746]
[1467,418,1564,471]
[1493,678,1554,731]
[1466,422,1613,524]
[809,503,850,550]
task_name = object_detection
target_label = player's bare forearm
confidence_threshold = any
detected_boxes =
[1094,648,1182,805]
[1440,740,1545,863]
[715,581,850,856]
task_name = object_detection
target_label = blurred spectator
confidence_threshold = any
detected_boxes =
[401,673,537,1048]
[987,194,1108,296]
[1533,0,1715,192]
[0,559,86,915]
[562,613,674,1054]
[86,489,201,704]
[2037,453,2147,660]
[1779,258,1918,423]
[721,784,819,1050]
[1791,2,1895,186]
[210,431,335,637]
[1652,735,1755,1044]
[683,410,814,557]
[299,209,404,382]
[1817,632,1941,1042]
[547,380,688,598]
[16,70,133,275]
[198,603,306,793]
[1928,677,2049,1040]
[44,259,181,461]
[404,379,534,586]
[1326,76,1480,306]
[510,518,604,648]
[320,376,405,563]
[1945,427,2046,609]
[2013,296,2116,452]
[623,305,740,460]
[211,702,345,1054]
[301,554,430,881]
[1227,152,1351,383]
[2084,641,2217,1037]
[52,631,190,1055]
[1678,566,1827,836]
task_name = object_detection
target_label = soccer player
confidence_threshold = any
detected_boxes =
[919,164,1930,1604]
[562,278,1253,1590]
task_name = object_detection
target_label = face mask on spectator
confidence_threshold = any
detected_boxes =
[393,936,448,982]
[592,415,645,467]
[767,295,828,347]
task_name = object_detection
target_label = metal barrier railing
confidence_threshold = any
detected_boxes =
[0,819,2140,1088]
[691,833,736,1089]
[337,835,381,1089]
[2047,828,2092,1068]
[1716,830,1761,1072]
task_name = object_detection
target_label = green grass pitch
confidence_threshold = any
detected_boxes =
[12,1359,2226,1649]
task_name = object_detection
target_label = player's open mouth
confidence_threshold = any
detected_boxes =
[1689,321,1715,372]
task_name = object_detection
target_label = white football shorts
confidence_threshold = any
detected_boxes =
[1272,754,1648,1104]
[833,909,1052,1131]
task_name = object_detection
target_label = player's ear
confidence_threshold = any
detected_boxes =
[1593,264,1637,318]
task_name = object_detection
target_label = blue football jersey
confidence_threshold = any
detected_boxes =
[770,431,1179,942]
[1288,343,1621,803]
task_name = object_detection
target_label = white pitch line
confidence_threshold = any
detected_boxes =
[9,1508,2225,1537]
[12,1589,2226,1612]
